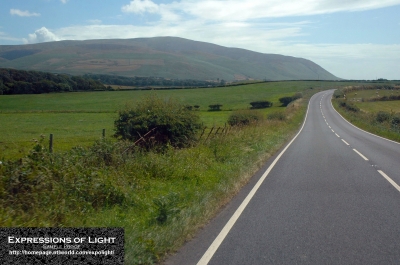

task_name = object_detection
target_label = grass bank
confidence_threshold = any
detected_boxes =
[332,86,400,143]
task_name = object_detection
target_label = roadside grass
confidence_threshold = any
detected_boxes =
[332,100,400,143]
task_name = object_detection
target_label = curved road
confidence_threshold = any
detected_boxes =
[165,90,400,265]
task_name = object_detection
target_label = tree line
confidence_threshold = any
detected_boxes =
[83,73,217,88]
[0,68,106,95]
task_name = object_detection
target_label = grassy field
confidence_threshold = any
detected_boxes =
[346,88,400,102]
[0,81,357,159]
[356,101,400,113]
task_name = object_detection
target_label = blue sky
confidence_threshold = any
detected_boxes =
[1,0,400,80]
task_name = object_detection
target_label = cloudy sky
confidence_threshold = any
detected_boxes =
[1,0,400,80]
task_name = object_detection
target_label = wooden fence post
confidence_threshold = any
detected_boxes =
[102,129,106,138]
[49,134,53,153]
[205,127,214,141]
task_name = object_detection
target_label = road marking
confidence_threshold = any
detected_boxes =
[335,133,340,137]
[331,129,334,133]
[378,170,400,192]
[353,149,369,161]
[342,139,349,145]
[196,90,318,265]
[329,126,331,128]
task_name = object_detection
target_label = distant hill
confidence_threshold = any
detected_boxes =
[0,37,340,81]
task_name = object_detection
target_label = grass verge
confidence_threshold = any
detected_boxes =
[331,99,400,143]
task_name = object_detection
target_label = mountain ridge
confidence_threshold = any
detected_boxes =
[0,37,340,81]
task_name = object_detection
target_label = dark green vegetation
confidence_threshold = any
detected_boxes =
[332,84,400,142]
[114,95,202,148]
[84,73,217,88]
[279,92,303,106]
[250,100,273,109]
[0,37,339,81]
[0,68,105,95]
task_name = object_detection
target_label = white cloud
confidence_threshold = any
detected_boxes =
[60,0,69,4]
[24,27,60,44]
[171,0,400,21]
[122,0,159,14]
[10,9,40,17]
[88,19,102,25]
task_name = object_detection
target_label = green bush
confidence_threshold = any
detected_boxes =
[376,111,391,123]
[279,96,293,107]
[208,104,223,111]
[114,95,202,148]
[249,100,273,109]
[391,115,400,128]
[338,100,359,112]
[227,110,263,126]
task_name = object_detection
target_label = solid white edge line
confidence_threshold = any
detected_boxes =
[196,90,318,265]
[352,149,369,161]
[377,170,400,192]
[330,91,400,145]
[342,139,349,145]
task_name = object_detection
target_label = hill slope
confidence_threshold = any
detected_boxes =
[0,37,339,81]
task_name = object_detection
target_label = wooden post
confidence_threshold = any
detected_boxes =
[199,127,207,140]
[205,127,214,141]
[102,129,106,138]
[49,134,53,153]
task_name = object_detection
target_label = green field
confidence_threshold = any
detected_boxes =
[346,88,400,102]
[356,101,400,113]
[0,81,358,158]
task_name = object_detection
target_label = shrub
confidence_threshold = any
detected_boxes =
[391,116,400,128]
[250,100,272,109]
[376,111,391,123]
[338,100,359,112]
[333,90,344,98]
[279,96,293,106]
[208,104,222,111]
[114,95,202,148]
[227,110,263,126]
[249,100,273,109]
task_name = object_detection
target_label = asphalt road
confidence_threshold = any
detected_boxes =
[165,90,400,265]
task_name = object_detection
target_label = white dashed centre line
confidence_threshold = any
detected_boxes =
[378,170,400,192]
[353,149,369,161]
[342,139,350,145]
[335,133,340,138]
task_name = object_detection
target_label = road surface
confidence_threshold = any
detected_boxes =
[165,90,400,265]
